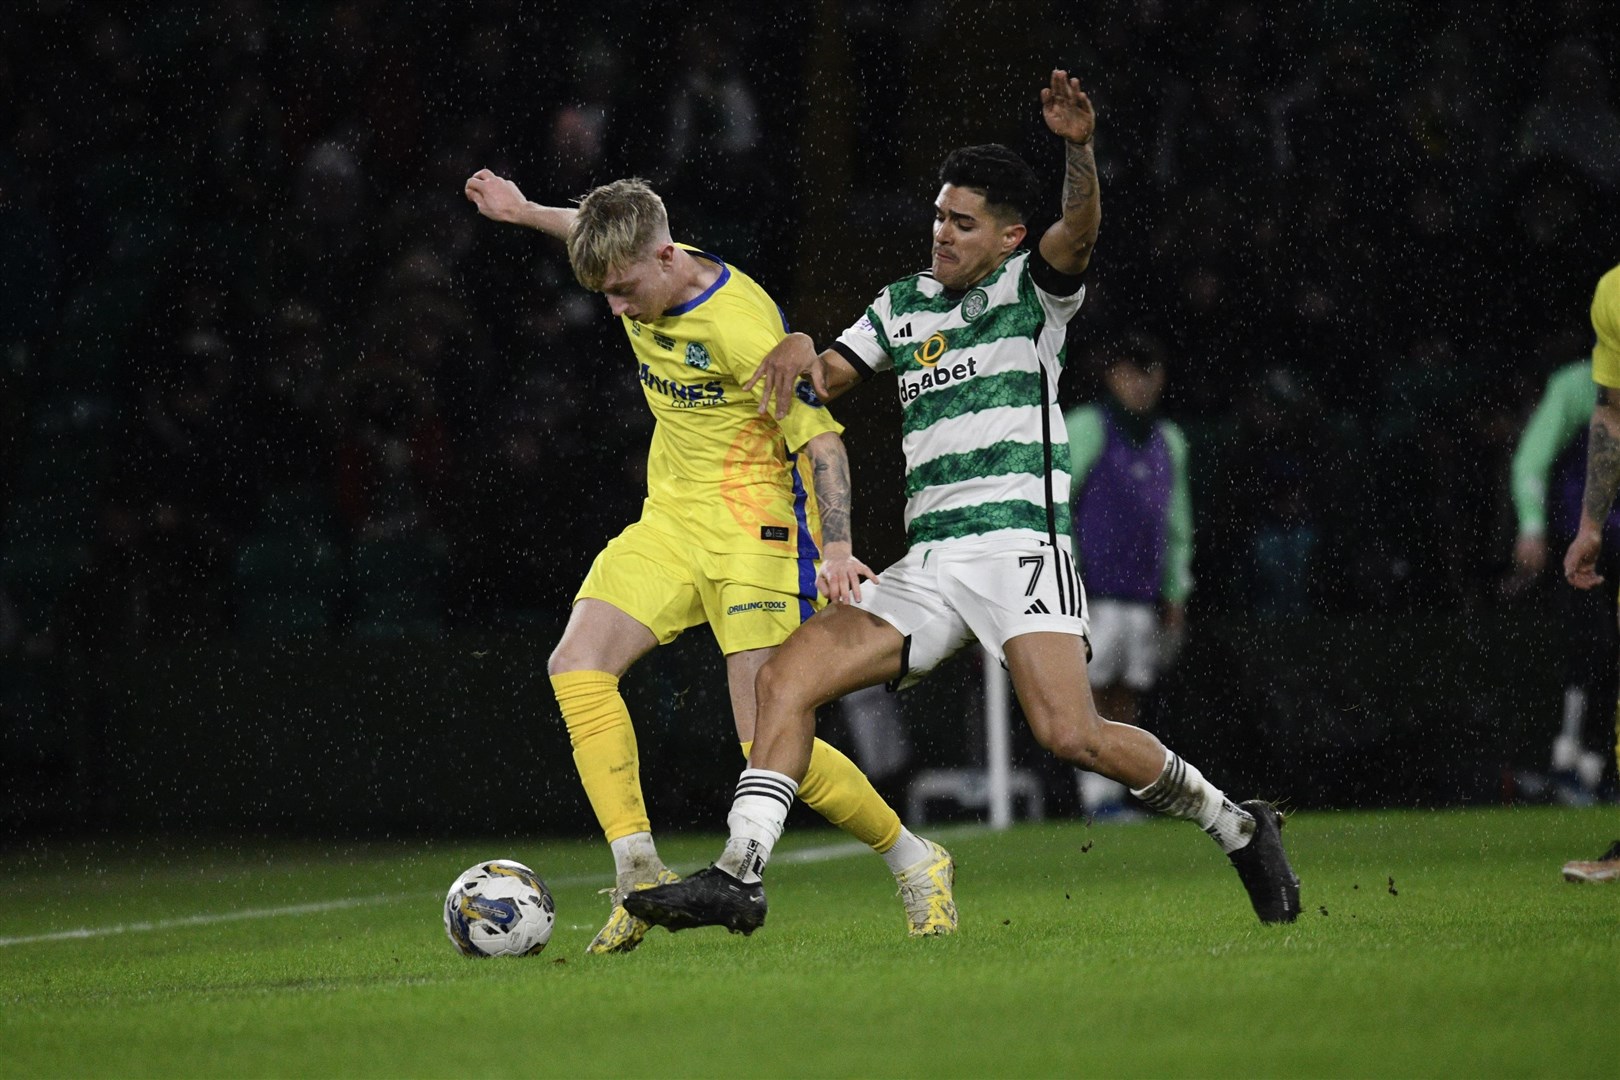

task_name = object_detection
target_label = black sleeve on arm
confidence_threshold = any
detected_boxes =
[831,340,875,381]
[1026,235,1087,297]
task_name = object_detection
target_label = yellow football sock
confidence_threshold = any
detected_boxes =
[742,738,901,853]
[1612,698,1620,779]
[552,670,648,843]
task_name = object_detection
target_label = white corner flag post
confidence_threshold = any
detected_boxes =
[983,646,1013,829]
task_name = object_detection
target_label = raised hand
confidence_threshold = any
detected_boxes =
[1041,69,1095,146]
[464,169,531,224]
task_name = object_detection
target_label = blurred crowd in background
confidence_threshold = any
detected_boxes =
[2,0,1618,666]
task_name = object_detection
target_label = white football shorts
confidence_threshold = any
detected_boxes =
[851,536,1089,690]
[1083,597,1161,691]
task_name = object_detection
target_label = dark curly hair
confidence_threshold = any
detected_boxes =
[938,143,1041,225]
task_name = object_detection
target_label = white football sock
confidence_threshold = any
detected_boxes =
[1078,770,1129,812]
[881,828,933,874]
[609,831,662,886]
[717,768,798,884]
[1560,685,1587,741]
[1130,751,1256,854]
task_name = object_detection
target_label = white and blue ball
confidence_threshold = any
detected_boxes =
[444,859,555,957]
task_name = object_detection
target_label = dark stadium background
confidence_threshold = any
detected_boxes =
[2,0,1617,838]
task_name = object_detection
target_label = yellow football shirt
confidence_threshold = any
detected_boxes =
[621,248,842,557]
[1592,262,1620,388]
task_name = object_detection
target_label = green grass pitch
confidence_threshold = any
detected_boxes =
[2,806,1616,1078]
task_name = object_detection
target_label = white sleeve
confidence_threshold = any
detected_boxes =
[832,300,893,376]
[1037,281,1086,327]
[1025,247,1087,327]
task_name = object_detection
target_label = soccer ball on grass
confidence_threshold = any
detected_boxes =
[443,859,555,957]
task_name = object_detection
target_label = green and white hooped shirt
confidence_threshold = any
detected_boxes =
[831,247,1086,551]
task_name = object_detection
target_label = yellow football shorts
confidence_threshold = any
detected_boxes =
[576,520,822,654]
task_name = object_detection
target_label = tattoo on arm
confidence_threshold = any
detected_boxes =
[1058,139,1100,264]
[1583,405,1620,524]
[807,436,853,546]
[1062,139,1098,215]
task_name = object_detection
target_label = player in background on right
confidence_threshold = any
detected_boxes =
[1509,357,1619,805]
[1063,332,1191,820]
[1559,260,1620,884]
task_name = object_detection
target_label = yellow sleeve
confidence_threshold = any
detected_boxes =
[713,299,843,453]
[775,390,844,453]
[1592,263,1620,388]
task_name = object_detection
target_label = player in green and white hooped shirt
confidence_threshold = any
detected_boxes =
[626,70,1301,936]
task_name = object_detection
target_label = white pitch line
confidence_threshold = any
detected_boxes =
[0,896,400,948]
[0,872,604,949]
[0,825,988,948]
[0,873,613,949]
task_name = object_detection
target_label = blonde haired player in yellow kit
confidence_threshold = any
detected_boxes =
[463,170,955,951]
[1562,260,1620,885]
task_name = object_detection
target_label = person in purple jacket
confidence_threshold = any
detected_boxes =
[1064,332,1192,819]
[1510,358,1618,806]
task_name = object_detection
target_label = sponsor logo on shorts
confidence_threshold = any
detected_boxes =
[727,600,789,616]
[760,526,789,542]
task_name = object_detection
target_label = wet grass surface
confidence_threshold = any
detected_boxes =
[2,806,1616,1077]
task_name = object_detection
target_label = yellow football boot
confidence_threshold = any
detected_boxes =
[586,868,679,954]
[895,840,957,937]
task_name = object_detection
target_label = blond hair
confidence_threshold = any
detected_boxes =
[566,178,670,291]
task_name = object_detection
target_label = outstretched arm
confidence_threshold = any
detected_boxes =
[802,431,878,603]
[1037,69,1100,276]
[464,169,577,240]
[1565,386,1620,588]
